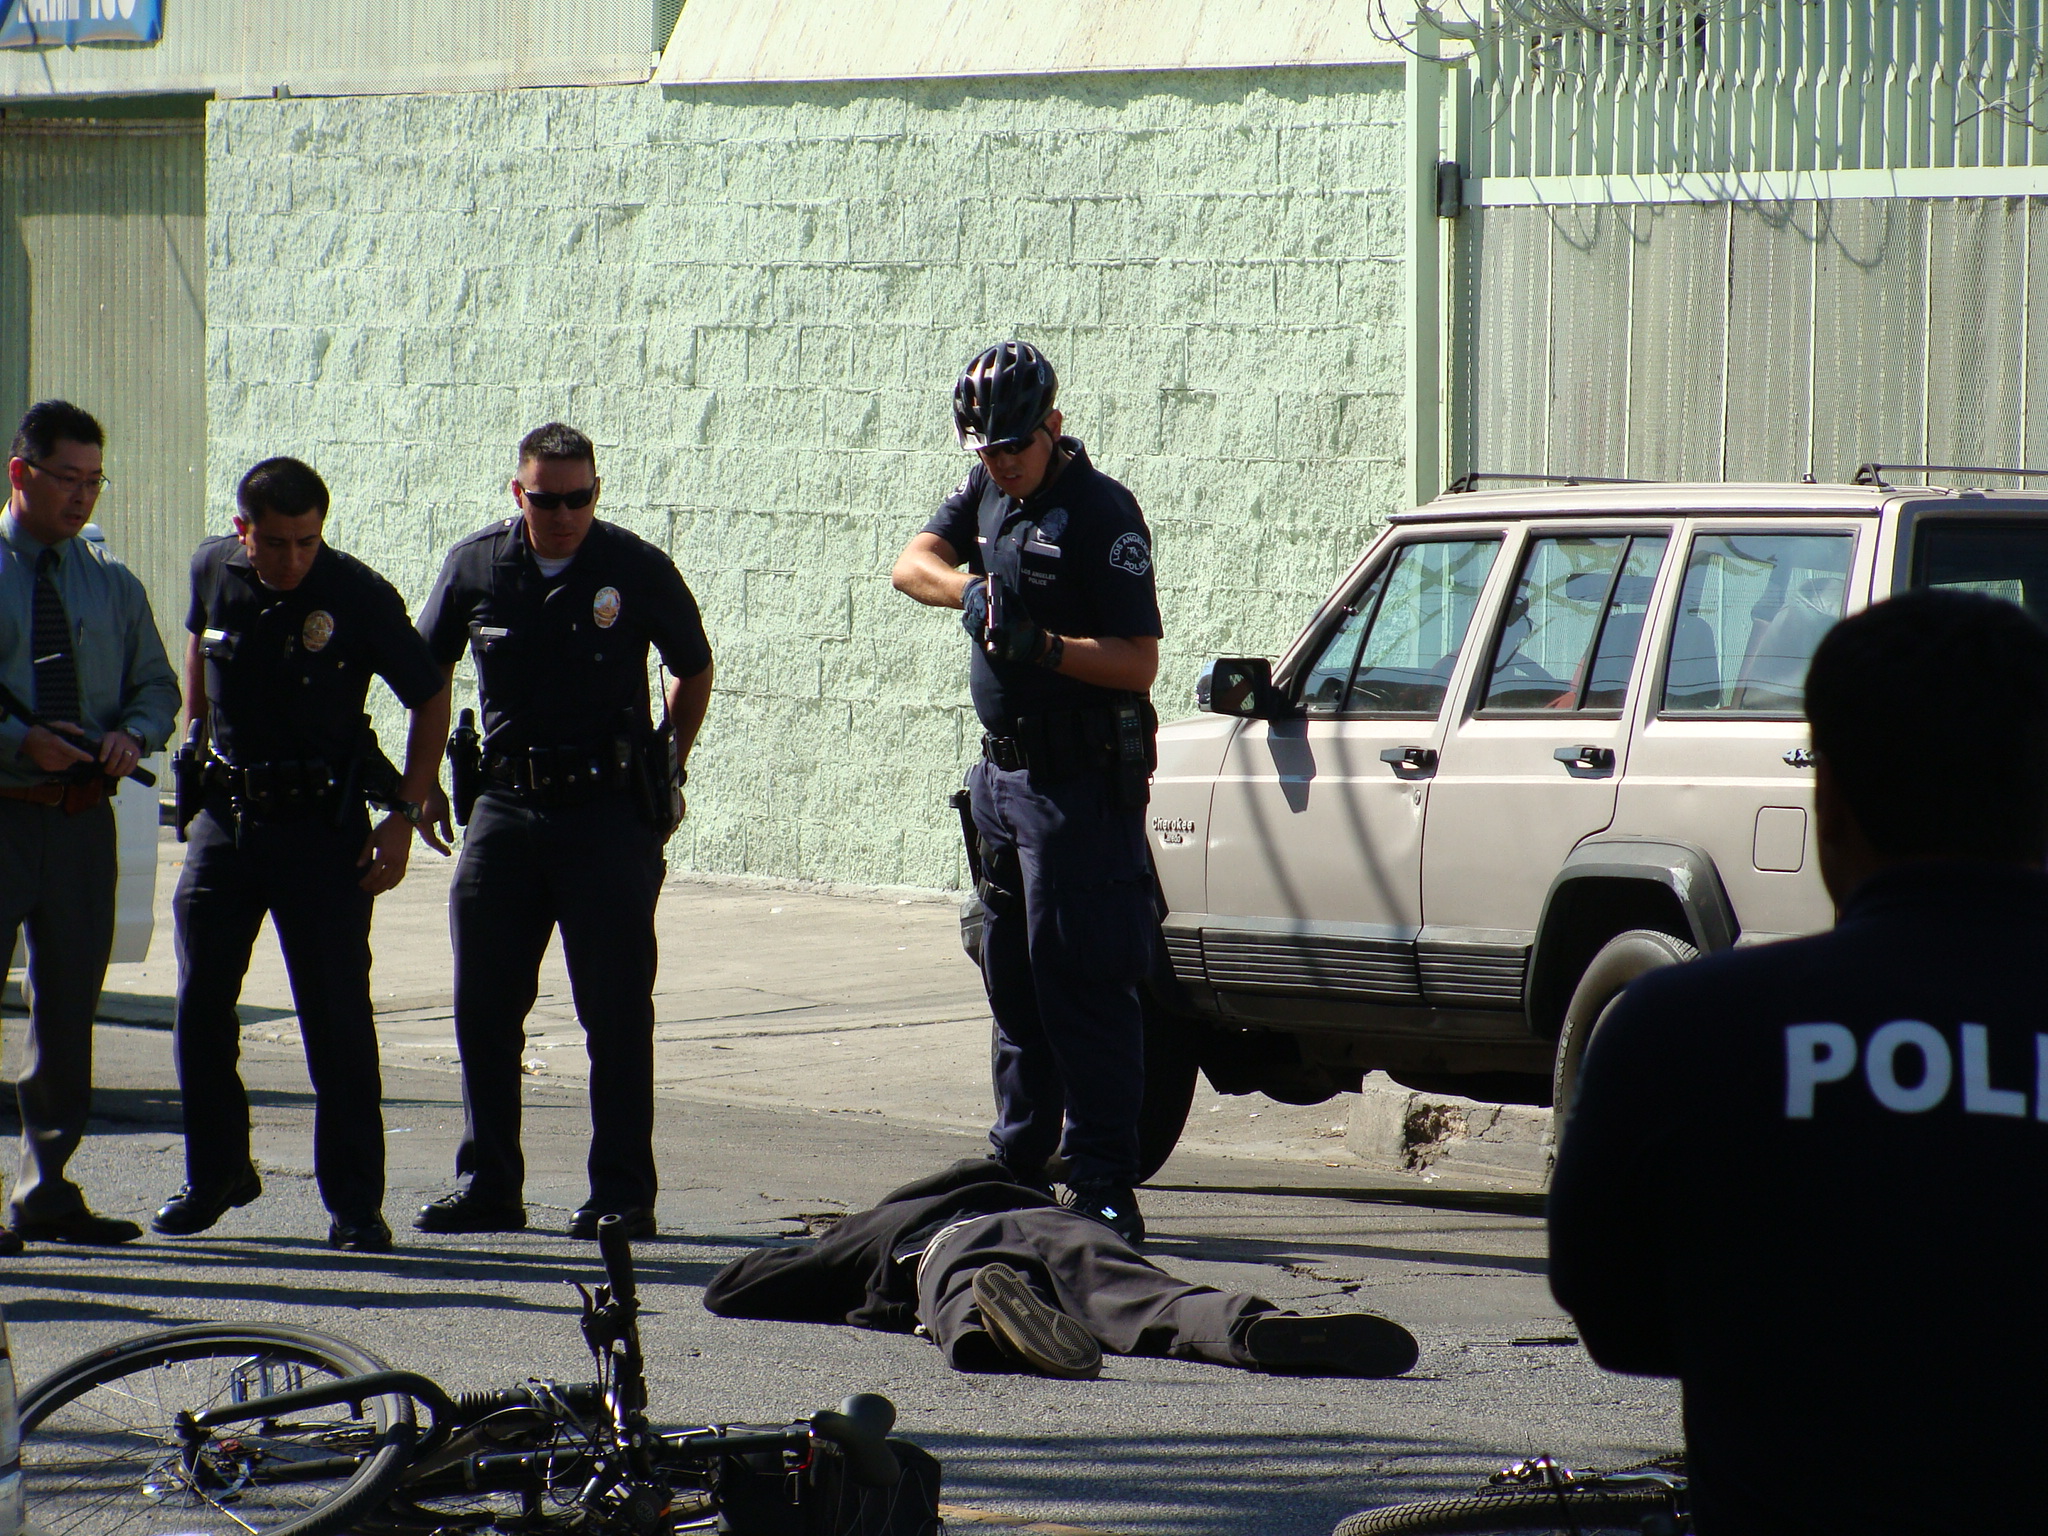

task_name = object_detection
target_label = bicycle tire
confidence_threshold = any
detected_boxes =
[1332,1485,1674,1536]
[18,1322,418,1536]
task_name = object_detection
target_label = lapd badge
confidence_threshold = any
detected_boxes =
[593,586,622,629]
[302,610,336,652]
[1037,507,1069,542]
[1109,532,1152,576]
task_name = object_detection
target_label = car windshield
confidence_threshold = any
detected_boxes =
[1914,521,2048,626]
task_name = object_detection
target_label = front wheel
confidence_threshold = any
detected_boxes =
[1136,995,1199,1182]
[1333,1485,1675,1535]
[1551,929,1699,1134]
[19,1322,418,1536]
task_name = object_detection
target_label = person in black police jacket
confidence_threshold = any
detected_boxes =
[155,457,451,1253]
[1549,588,2048,1535]
[413,422,712,1242]
[704,1156,1417,1380]
[890,342,1161,1246]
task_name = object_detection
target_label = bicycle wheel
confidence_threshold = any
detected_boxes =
[1332,1485,1674,1535]
[18,1322,418,1536]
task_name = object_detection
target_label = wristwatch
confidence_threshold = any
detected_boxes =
[393,799,427,826]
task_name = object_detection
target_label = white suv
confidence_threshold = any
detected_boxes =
[1133,472,2048,1156]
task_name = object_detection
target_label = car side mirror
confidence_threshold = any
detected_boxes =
[1198,657,1292,720]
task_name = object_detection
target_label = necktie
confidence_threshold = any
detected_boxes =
[31,547,82,726]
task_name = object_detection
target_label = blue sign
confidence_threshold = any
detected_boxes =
[0,0,163,49]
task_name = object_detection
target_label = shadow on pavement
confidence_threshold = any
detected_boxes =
[922,1429,1502,1536]
[1150,1181,1547,1219]
[7,1240,728,1313]
[1155,1231,1550,1279]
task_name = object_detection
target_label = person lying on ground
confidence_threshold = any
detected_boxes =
[703,1157,1418,1379]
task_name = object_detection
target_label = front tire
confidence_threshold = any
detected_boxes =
[1136,996,1199,1183]
[1333,1485,1674,1535]
[1551,929,1699,1133]
[19,1323,417,1536]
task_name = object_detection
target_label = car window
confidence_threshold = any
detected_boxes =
[1914,521,2048,626]
[1662,531,1855,715]
[1298,538,1499,717]
[1481,533,1669,712]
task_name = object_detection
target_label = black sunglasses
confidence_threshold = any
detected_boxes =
[519,485,596,512]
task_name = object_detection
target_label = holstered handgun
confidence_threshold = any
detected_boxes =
[344,714,405,827]
[172,720,206,842]
[446,708,482,826]
[624,709,685,843]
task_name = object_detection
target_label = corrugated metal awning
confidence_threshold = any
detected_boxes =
[657,0,1402,86]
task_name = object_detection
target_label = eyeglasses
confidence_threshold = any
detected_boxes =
[27,461,109,494]
[518,484,596,512]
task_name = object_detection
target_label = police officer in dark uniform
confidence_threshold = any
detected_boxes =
[1550,589,2048,1535]
[891,342,1161,1245]
[413,422,713,1241]
[154,457,451,1253]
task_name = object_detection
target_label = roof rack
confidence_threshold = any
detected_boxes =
[1854,461,2048,488]
[1443,471,1647,495]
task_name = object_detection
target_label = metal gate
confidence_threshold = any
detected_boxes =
[0,116,206,660]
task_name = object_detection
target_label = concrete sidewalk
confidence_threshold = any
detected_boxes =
[67,830,1549,1187]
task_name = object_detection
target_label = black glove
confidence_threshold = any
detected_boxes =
[984,603,1048,665]
[959,577,990,642]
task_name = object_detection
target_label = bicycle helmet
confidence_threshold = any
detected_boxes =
[953,341,1058,452]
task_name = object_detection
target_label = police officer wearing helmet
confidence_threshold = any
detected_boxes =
[155,456,452,1253]
[414,422,713,1242]
[891,341,1162,1246]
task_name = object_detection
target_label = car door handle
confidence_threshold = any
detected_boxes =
[1379,746,1438,773]
[1783,747,1814,768]
[1553,745,1615,771]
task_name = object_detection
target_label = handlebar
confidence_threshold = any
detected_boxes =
[596,1213,637,1307]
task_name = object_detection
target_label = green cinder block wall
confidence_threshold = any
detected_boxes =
[204,65,1409,889]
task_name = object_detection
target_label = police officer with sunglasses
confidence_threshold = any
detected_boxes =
[891,342,1163,1246]
[412,423,713,1242]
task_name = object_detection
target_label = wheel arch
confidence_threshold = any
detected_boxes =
[1527,839,1737,1038]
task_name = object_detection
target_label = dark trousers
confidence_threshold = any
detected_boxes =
[1,795,116,1223]
[449,789,665,1209]
[969,758,1153,1186]
[173,802,384,1219]
[916,1207,1272,1368]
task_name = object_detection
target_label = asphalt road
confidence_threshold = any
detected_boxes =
[2,1020,1680,1535]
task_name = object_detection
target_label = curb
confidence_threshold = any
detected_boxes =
[941,1505,1123,1535]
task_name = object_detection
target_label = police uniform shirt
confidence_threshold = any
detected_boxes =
[922,437,1162,732]
[1548,863,2048,1536]
[188,534,444,767]
[416,517,711,752]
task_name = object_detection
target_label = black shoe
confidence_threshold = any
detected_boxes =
[13,1209,144,1246]
[971,1263,1101,1379]
[329,1214,394,1253]
[413,1191,528,1234]
[0,1225,21,1257]
[990,1154,1056,1198]
[567,1206,656,1241]
[151,1168,262,1236]
[1239,1312,1420,1378]
[1062,1180,1145,1247]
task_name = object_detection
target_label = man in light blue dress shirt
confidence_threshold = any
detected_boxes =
[0,400,179,1252]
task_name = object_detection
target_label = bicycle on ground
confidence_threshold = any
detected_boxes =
[16,1215,940,1535]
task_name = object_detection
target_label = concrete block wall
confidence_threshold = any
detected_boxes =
[205,66,1409,888]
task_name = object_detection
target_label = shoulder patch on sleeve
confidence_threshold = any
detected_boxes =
[1109,531,1152,576]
